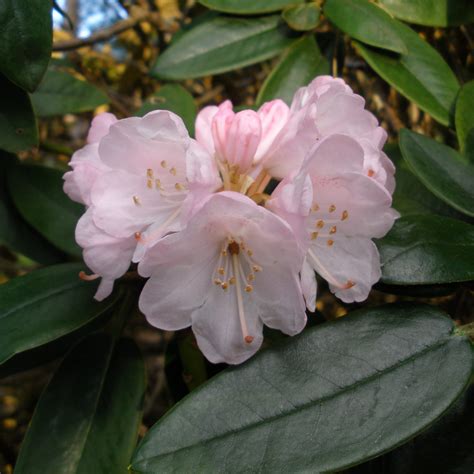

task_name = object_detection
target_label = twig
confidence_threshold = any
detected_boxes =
[52,11,158,51]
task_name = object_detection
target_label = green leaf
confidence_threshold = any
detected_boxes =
[324,0,408,54]
[0,75,38,152]
[399,129,474,217]
[378,0,474,27]
[376,215,474,285]
[0,153,64,264]
[354,23,459,126]
[15,333,145,474]
[137,84,197,136]
[198,0,302,14]
[282,4,321,31]
[152,15,295,81]
[256,35,329,106]
[455,80,474,156]
[131,304,472,473]
[7,163,83,256]
[0,263,117,369]
[31,69,109,117]
[0,0,52,92]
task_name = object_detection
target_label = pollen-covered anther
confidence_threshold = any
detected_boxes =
[316,220,324,229]
[221,282,229,290]
[229,276,236,285]
[175,183,185,191]
[146,168,154,179]
[228,241,240,255]
[327,239,334,246]
[155,179,163,190]
[247,249,253,257]
[247,273,255,282]
[344,280,356,289]
[214,279,222,285]
[245,285,253,293]
[252,264,262,272]
[330,226,337,234]
[169,167,177,176]
[311,232,319,240]
[368,169,375,177]
[79,271,100,281]
[160,160,167,168]
[312,203,320,212]
[244,336,254,344]
[218,267,225,276]
[341,210,349,221]
[329,204,336,212]
[134,232,141,241]
[147,179,153,189]
[133,195,141,206]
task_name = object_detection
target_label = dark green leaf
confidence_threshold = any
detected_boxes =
[131,304,472,473]
[455,80,474,156]
[0,153,64,264]
[198,0,302,14]
[137,84,197,136]
[31,69,109,117]
[15,334,145,474]
[378,0,474,27]
[282,4,321,32]
[0,75,38,152]
[376,215,474,285]
[256,35,329,106]
[152,15,295,80]
[400,129,474,217]
[324,0,408,53]
[0,0,52,92]
[354,23,459,126]
[7,163,83,256]
[0,263,117,368]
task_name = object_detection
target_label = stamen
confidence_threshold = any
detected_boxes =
[312,203,320,212]
[316,220,324,229]
[329,226,337,234]
[228,241,240,255]
[245,336,254,344]
[133,195,141,206]
[368,169,375,177]
[307,248,352,291]
[229,276,236,285]
[327,239,334,246]
[169,167,177,176]
[147,179,153,189]
[155,179,163,190]
[79,271,100,281]
[134,232,142,241]
[245,285,253,292]
[175,183,185,191]
[218,267,225,276]
[252,265,262,272]
[247,249,253,257]
[341,210,349,221]
[147,168,154,179]
[160,160,167,168]
[311,232,319,240]
[214,279,222,285]
[221,282,229,290]
[329,204,336,212]
[247,274,255,282]
[232,253,252,343]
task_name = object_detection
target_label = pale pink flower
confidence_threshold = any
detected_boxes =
[63,112,117,205]
[263,76,395,192]
[65,110,220,300]
[268,134,398,308]
[138,192,307,364]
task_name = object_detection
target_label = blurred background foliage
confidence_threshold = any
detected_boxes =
[0,0,473,472]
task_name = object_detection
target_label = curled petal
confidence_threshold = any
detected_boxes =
[87,112,118,144]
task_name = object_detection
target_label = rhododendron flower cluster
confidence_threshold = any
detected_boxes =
[64,76,398,364]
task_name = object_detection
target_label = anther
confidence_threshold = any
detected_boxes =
[247,249,253,256]
[245,285,253,293]
[155,179,163,190]
[175,183,185,191]
[311,232,319,240]
[169,167,177,176]
[327,239,334,246]
[245,336,254,344]
[160,160,167,168]
[229,277,236,285]
[312,203,320,212]
[147,168,154,178]
[341,210,349,221]
[221,282,229,290]
[316,220,324,229]
[133,195,141,206]
[329,204,336,212]
[368,169,375,177]
[221,249,227,257]
[218,267,225,275]
[330,226,337,234]
[252,265,262,272]
[79,271,100,281]
[147,179,153,189]
[134,232,141,241]
[228,241,240,255]
[214,279,222,285]
[247,274,255,282]
[344,280,356,289]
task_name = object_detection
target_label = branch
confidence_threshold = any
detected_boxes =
[52,11,158,51]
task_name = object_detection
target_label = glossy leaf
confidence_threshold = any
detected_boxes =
[198,0,301,14]
[15,334,145,474]
[0,75,38,152]
[131,305,472,473]
[137,84,197,136]
[355,23,459,126]
[0,263,117,368]
[324,0,407,54]
[282,4,321,32]
[0,0,52,92]
[378,0,474,27]
[0,153,64,264]
[152,15,295,80]
[31,69,109,117]
[455,80,474,156]
[400,129,474,217]
[376,215,474,285]
[7,163,83,256]
[256,35,329,106]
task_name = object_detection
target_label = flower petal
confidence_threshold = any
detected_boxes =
[87,112,118,144]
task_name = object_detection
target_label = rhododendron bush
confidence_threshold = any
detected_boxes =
[0,1,473,473]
